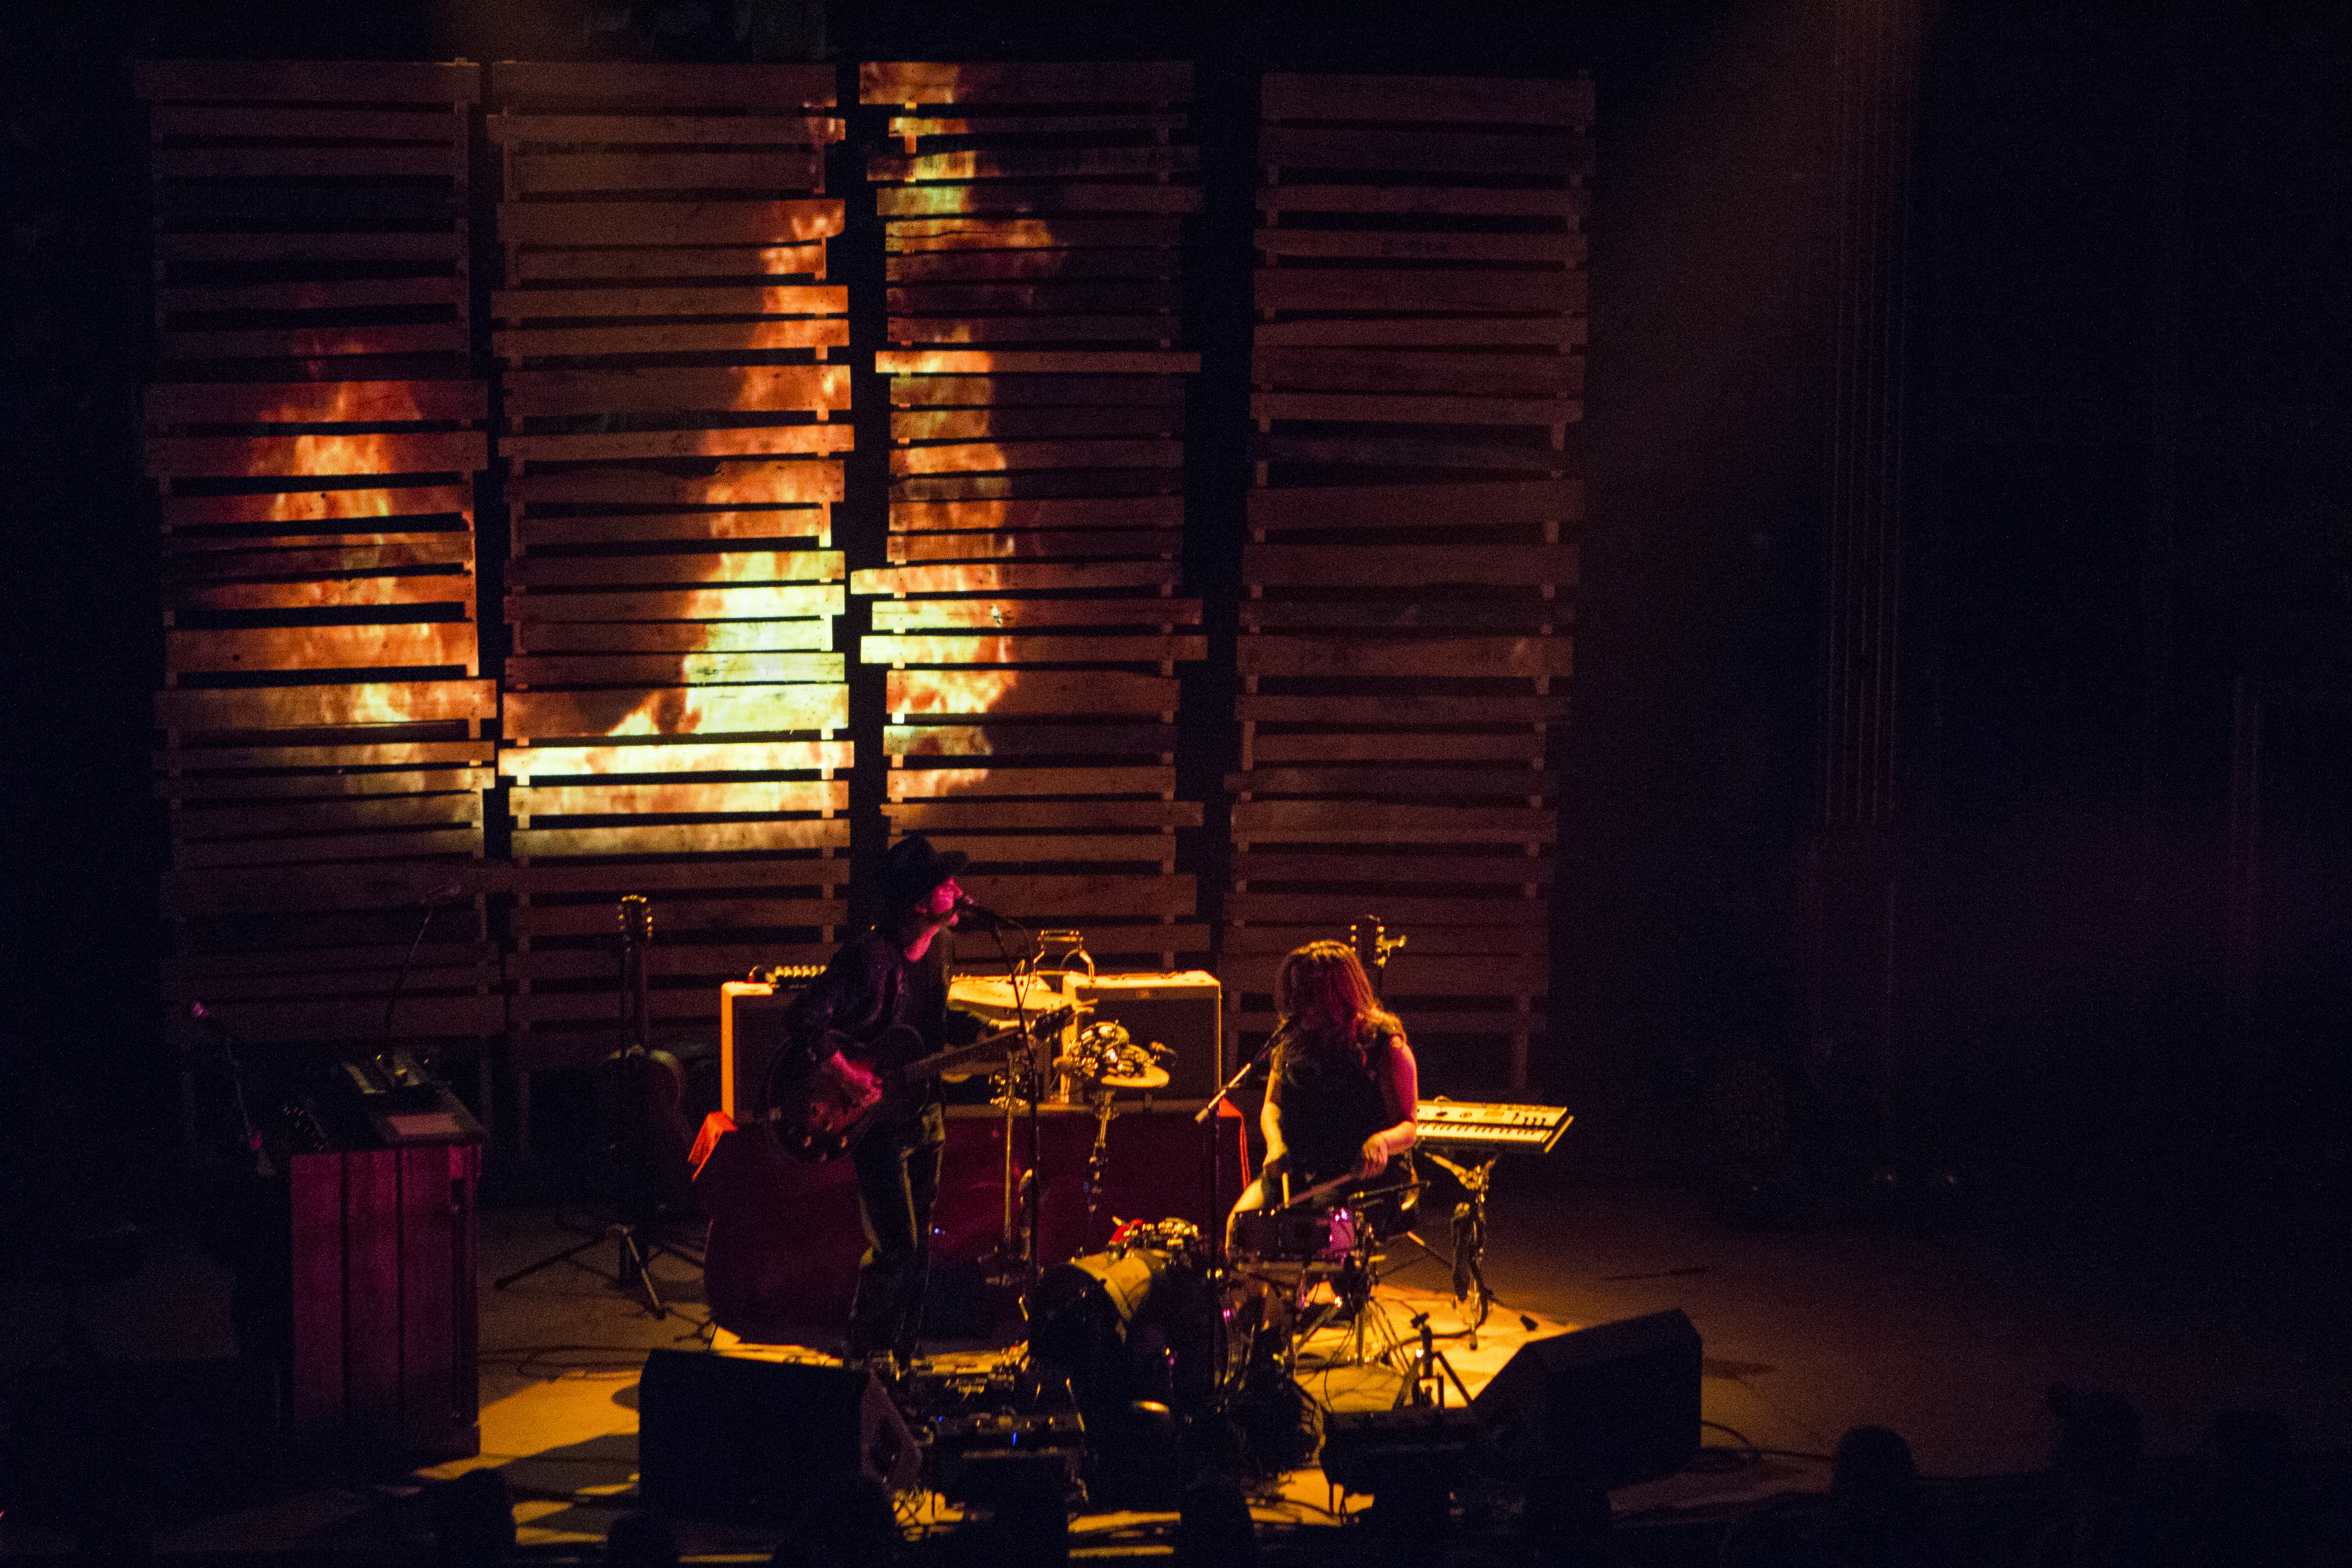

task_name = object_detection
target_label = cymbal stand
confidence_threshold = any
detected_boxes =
[1419,1147,1501,1332]
[1402,1311,1475,1410]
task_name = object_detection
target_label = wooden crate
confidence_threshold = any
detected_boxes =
[139,62,497,1053]
[858,63,1205,970]
[1228,75,1593,1093]
[486,64,853,1071]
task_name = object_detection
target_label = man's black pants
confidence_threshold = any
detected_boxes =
[847,1102,945,1362]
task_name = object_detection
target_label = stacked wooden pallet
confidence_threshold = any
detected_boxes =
[139,61,499,1048]
[1226,74,1592,1091]
[486,64,852,1072]
[856,63,1207,970]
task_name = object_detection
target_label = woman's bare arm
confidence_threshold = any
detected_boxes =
[1357,1032,1420,1177]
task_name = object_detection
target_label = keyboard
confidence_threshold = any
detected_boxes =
[1414,1097,1573,1153]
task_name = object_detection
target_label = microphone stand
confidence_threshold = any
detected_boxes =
[972,909,1045,1285]
[1196,1024,1286,1270]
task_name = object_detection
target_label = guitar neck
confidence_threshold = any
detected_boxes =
[883,1009,1069,1090]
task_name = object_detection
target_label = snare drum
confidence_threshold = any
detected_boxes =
[1230,1203,1359,1264]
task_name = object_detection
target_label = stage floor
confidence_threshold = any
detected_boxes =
[1,1176,2342,1559]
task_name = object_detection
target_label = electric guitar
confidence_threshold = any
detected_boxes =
[769,1005,1077,1164]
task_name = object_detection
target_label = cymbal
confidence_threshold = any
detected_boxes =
[1097,1064,1170,1091]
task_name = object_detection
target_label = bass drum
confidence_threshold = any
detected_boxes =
[1025,1226,1218,1419]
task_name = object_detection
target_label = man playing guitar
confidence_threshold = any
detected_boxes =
[781,834,988,1370]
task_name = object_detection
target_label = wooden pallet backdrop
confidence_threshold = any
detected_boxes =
[138,61,500,1049]
[1226,74,1592,1092]
[855,63,1207,974]
[485,62,853,1077]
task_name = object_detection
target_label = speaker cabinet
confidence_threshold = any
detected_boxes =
[1472,1309,1701,1491]
[1073,971,1221,1101]
[719,980,802,1120]
[637,1349,918,1523]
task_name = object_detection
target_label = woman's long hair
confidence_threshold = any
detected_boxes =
[1275,941,1401,1059]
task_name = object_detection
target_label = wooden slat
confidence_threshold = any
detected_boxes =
[160,485,472,527]
[156,277,459,313]
[136,59,482,103]
[167,623,479,675]
[886,670,1176,717]
[1254,348,1582,398]
[876,350,1198,375]
[1260,73,1590,128]
[502,585,843,621]
[1255,231,1583,264]
[1229,851,1551,884]
[512,514,827,550]
[164,529,468,556]
[506,551,840,588]
[518,897,844,936]
[897,833,1178,864]
[510,856,848,894]
[1227,768,1554,798]
[145,380,485,426]
[889,113,1186,137]
[166,542,471,579]
[508,620,829,653]
[491,319,848,357]
[890,439,1181,475]
[1248,479,1579,529]
[1255,270,1576,314]
[1227,892,1544,925]
[515,244,828,281]
[1221,952,1546,995]
[169,940,491,978]
[511,779,843,816]
[152,146,456,179]
[498,739,851,777]
[490,284,845,318]
[157,740,494,771]
[509,461,841,505]
[1251,391,1573,428]
[888,279,1181,314]
[508,152,823,194]
[498,200,843,247]
[154,680,495,730]
[1244,602,1563,634]
[500,425,853,464]
[505,652,842,685]
[888,766,1173,798]
[159,767,493,801]
[852,562,1177,595]
[1244,545,1576,588]
[489,61,836,108]
[885,722,1175,756]
[887,316,1175,346]
[501,365,847,416]
[176,827,481,869]
[512,819,849,858]
[176,794,482,839]
[871,598,1200,630]
[952,873,1193,918]
[1230,801,1554,842]
[1255,185,1584,219]
[503,685,847,739]
[893,404,1181,444]
[1259,127,1588,178]
[884,799,1199,830]
[487,113,840,145]
[888,249,1178,283]
[874,185,1203,218]
[886,531,1182,564]
[150,104,459,140]
[172,578,473,612]
[890,496,1182,531]
[859,61,1193,107]
[869,146,1196,183]
[887,218,1181,252]
[161,324,469,360]
[148,431,486,479]
[1254,318,1582,350]
[1251,433,1569,472]
[1237,693,1566,723]
[160,861,492,918]
[1222,923,1544,956]
[862,634,1200,664]
[1250,733,1548,764]
[890,376,1185,409]
[155,232,460,263]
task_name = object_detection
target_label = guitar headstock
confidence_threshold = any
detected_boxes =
[618,894,652,946]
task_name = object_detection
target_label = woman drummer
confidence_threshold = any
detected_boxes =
[1227,941,1420,1250]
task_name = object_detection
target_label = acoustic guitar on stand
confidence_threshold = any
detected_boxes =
[768,1005,1078,1163]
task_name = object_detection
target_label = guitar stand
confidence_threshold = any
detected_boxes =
[495,896,700,1321]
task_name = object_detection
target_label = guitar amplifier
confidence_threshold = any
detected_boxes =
[1072,971,1221,1102]
[720,980,804,1121]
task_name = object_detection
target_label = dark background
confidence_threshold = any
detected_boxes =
[5,0,2347,1236]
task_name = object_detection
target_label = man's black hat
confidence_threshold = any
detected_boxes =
[878,833,968,910]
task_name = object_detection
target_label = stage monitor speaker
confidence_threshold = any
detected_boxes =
[1471,1308,1701,1491]
[1073,971,1221,1101]
[637,1349,919,1523]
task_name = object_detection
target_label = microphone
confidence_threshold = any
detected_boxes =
[419,879,469,907]
[952,894,1019,931]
